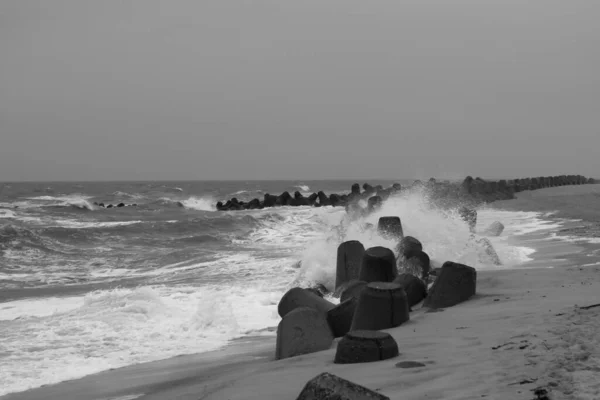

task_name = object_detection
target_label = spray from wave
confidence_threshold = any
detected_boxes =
[179,196,217,211]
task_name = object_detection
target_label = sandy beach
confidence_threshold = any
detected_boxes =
[4,184,600,400]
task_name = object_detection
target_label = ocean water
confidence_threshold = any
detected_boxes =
[0,180,571,395]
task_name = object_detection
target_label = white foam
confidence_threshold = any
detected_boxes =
[55,220,144,229]
[0,296,83,320]
[0,209,17,219]
[180,196,216,211]
[547,233,600,244]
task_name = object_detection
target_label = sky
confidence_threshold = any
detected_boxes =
[1,0,599,181]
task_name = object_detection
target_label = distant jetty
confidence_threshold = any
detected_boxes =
[216,175,596,211]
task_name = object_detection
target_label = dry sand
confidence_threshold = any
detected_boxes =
[4,185,600,400]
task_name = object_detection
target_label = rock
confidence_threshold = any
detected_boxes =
[393,273,427,308]
[296,372,390,400]
[483,221,504,237]
[351,183,361,196]
[263,193,278,208]
[317,191,331,206]
[307,193,318,205]
[423,261,477,309]
[116,203,125,208]
[245,198,261,209]
[362,183,375,195]
[106,204,113,209]
[359,246,397,283]
[335,241,365,290]
[338,280,369,303]
[396,236,423,261]
[278,287,336,318]
[98,203,105,207]
[401,251,431,281]
[334,330,399,364]
[350,282,410,331]
[326,297,358,338]
[392,183,402,191]
[377,216,403,239]
[329,193,342,207]
[276,191,292,206]
[366,196,382,213]
[275,307,334,360]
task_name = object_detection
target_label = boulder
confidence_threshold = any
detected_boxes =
[317,191,331,206]
[359,246,397,283]
[483,221,504,237]
[263,193,278,208]
[276,191,292,206]
[275,307,334,360]
[335,240,365,290]
[350,282,410,331]
[106,204,113,209]
[393,273,427,308]
[326,297,358,338]
[278,287,336,318]
[377,216,403,240]
[245,198,261,209]
[351,183,361,196]
[296,372,390,400]
[424,261,476,309]
[329,193,342,207]
[334,330,399,364]
[396,236,423,261]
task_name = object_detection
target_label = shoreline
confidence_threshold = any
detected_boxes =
[3,185,600,400]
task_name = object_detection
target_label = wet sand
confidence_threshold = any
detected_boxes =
[4,184,600,400]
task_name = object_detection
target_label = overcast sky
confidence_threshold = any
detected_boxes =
[1,0,599,181]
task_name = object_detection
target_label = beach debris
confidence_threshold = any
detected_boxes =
[326,297,358,338]
[423,262,477,309]
[278,287,335,318]
[392,273,428,309]
[335,240,365,291]
[275,307,334,360]
[350,282,410,331]
[334,330,399,364]
[395,361,427,368]
[377,216,404,240]
[296,372,390,400]
[359,246,398,283]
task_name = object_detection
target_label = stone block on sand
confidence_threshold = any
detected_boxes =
[350,282,410,331]
[296,372,390,400]
[483,221,505,237]
[393,273,427,308]
[334,330,399,364]
[424,261,477,309]
[335,240,365,290]
[276,307,334,360]
[359,246,397,283]
[337,279,369,303]
[278,287,336,318]
[396,236,423,261]
[326,297,358,338]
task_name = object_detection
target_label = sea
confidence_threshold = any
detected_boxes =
[0,179,582,396]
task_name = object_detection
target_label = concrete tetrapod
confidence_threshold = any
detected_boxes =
[359,246,397,283]
[424,261,477,309]
[334,330,399,364]
[350,282,410,331]
[335,240,365,290]
[393,273,427,308]
[278,287,336,318]
[396,236,423,261]
[296,372,390,400]
[377,216,404,240]
[326,297,358,338]
[275,307,334,360]
[338,280,369,303]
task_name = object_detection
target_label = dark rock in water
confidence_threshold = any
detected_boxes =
[106,204,113,209]
[245,198,261,210]
[276,191,292,206]
[362,183,374,194]
[359,246,397,283]
[351,183,361,196]
[216,201,224,210]
[326,297,358,338]
[98,203,105,207]
[401,251,431,281]
[335,240,365,290]
[329,193,342,207]
[377,216,403,239]
[116,203,125,208]
[307,193,318,205]
[397,236,423,261]
[392,183,402,191]
[350,282,410,331]
[424,261,476,309]
[278,287,336,318]
[334,330,399,364]
[296,372,390,400]
[276,307,333,360]
[305,283,330,298]
[131,204,137,207]
[93,202,98,205]
[367,196,382,212]
[393,273,427,308]
[317,191,330,206]
[483,221,505,237]
[263,193,278,208]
